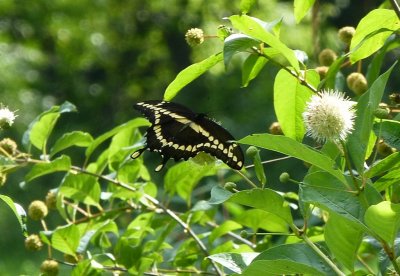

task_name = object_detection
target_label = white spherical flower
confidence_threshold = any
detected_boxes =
[0,106,17,129]
[303,90,356,143]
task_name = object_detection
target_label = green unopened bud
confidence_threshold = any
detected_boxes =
[224,182,237,192]
[28,200,48,220]
[25,234,43,251]
[279,172,290,183]
[374,108,390,119]
[315,66,329,79]
[240,230,248,238]
[185,28,204,47]
[64,254,82,264]
[269,122,283,135]
[318,49,337,66]
[45,191,57,210]
[338,26,355,44]
[40,259,59,276]
[246,146,258,158]
[346,72,368,95]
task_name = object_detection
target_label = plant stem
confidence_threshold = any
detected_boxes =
[235,169,258,188]
[71,166,224,276]
[339,141,360,191]
[390,0,400,19]
[302,234,345,276]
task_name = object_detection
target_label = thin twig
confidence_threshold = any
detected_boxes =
[70,166,224,276]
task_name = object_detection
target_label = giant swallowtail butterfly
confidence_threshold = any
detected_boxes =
[131,100,244,171]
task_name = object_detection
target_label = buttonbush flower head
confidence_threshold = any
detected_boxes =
[0,105,17,129]
[185,28,204,47]
[303,90,356,143]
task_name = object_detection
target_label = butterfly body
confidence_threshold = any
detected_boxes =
[131,100,244,171]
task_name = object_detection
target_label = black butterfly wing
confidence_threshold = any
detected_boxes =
[132,100,244,171]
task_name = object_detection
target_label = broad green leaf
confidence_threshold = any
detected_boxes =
[242,53,268,87]
[229,15,300,72]
[347,63,396,173]
[374,168,400,192]
[52,224,80,256]
[294,0,316,23]
[236,209,288,233]
[274,69,318,141]
[164,161,217,205]
[77,220,118,253]
[25,155,71,182]
[24,101,77,151]
[240,0,257,14]
[71,260,102,276]
[51,131,93,157]
[0,195,27,236]
[163,53,223,101]
[350,9,399,63]
[224,34,260,67]
[325,212,364,271]
[365,152,400,178]
[108,125,141,171]
[60,173,101,207]
[209,220,242,243]
[365,201,400,244]
[85,118,149,161]
[301,172,365,227]
[373,120,400,150]
[208,252,258,274]
[243,243,335,275]
[239,133,346,183]
[229,188,293,226]
[208,185,233,204]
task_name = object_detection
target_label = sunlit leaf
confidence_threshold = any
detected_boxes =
[350,9,399,63]
[25,155,71,182]
[51,131,93,157]
[242,53,268,87]
[294,0,316,23]
[60,173,101,207]
[347,63,396,173]
[209,252,258,273]
[224,34,260,67]
[365,201,400,244]
[0,195,27,236]
[274,69,318,141]
[164,53,223,101]
[52,224,80,256]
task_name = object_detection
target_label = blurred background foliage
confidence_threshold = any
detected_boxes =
[0,0,395,274]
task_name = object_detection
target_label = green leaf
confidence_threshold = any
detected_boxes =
[239,134,346,183]
[60,173,101,207]
[25,155,71,182]
[365,201,400,244]
[51,131,93,157]
[274,69,318,141]
[243,243,335,275]
[347,63,396,173]
[373,120,400,150]
[230,188,293,226]
[208,252,258,274]
[164,161,217,205]
[236,209,288,233]
[374,168,400,192]
[224,34,260,67]
[52,224,80,256]
[240,0,257,14]
[85,118,149,161]
[209,220,242,243]
[229,15,300,72]
[325,212,364,271]
[294,0,316,23]
[163,53,223,101]
[242,53,268,87]
[321,55,347,90]
[23,101,77,151]
[302,172,360,224]
[350,9,399,63]
[0,195,27,236]
[208,185,234,204]
[365,152,400,178]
